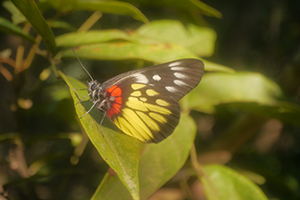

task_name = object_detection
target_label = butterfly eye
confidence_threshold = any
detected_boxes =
[90,83,98,90]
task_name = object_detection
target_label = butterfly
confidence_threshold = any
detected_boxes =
[74,50,204,143]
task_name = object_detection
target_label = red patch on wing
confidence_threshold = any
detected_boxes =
[106,85,123,118]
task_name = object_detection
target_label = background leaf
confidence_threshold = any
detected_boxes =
[139,114,197,199]
[55,30,132,47]
[121,0,222,18]
[189,0,222,18]
[137,20,216,57]
[61,42,198,63]
[200,165,268,200]
[2,0,26,24]
[73,0,149,23]
[0,17,35,42]
[187,72,284,113]
[11,0,56,52]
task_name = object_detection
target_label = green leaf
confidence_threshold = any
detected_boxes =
[11,0,56,52]
[46,0,148,23]
[57,19,231,73]
[56,20,217,54]
[55,29,167,47]
[92,114,197,200]
[0,132,21,143]
[139,114,196,199]
[187,72,284,113]
[123,0,222,19]
[74,0,149,23]
[59,71,144,200]
[45,0,77,13]
[2,0,26,24]
[203,59,235,73]
[190,0,222,18]
[61,43,231,72]
[185,71,300,126]
[201,165,268,200]
[61,42,199,63]
[51,20,76,31]
[0,17,35,43]
[56,30,132,47]
[137,20,217,57]
[91,174,129,200]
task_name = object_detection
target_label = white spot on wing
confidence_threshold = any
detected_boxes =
[171,66,185,71]
[165,86,177,92]
[152,74,161,81]
[169,61,180,67]
[174,80,186,86]
[174,72,186,79]
[109,96,115,101]
[131,73,148,84]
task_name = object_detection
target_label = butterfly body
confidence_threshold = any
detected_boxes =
[83,59,204,143]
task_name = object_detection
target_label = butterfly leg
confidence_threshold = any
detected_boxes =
[75,92,91,105]
[79,100,98,119]
[98,112,107,137]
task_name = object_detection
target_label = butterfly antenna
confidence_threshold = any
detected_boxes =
[72,48,94,81]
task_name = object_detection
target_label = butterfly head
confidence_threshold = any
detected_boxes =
[86,80,105,106]
[87,80,102,93]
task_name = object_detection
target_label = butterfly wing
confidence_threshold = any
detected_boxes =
[102,59,204,101]
[112,83,181,143]
[103,59,204,143]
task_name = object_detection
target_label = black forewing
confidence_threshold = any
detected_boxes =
[101,59,204,101]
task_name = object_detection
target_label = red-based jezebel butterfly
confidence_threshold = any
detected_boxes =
[74,50,204,143]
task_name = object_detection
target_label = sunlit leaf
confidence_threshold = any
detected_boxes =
[2,0,26,24]
[61,43,231,72]
[186,71,300,126]
[187,72,284,113]
[51,20,76,31]
[60,71,144,200]
[61,42,199,63]
[56,20,217,55]
[56,30,132,47]
[200,165,268,200]
[203,59,235,73]
[137,20,216,57]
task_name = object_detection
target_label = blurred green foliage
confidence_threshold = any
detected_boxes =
[0,0,300,200]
